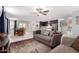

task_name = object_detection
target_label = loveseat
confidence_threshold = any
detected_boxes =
[34,30,62,48]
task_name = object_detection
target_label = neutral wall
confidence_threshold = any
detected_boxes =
[72,16,79,37]
[8,19,41,35]
[60,16,79,37]
[8,16,79,37]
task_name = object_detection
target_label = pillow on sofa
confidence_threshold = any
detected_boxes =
[49,31,60,37]
[71,36,79,52]
[49,31,54,36]
[36,30,41,34]
[41,30,50,36]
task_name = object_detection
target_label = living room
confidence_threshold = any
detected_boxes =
[0,6,79,53]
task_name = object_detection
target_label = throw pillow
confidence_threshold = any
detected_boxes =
[49,31,54,36]
[71,36,79,52]
[36,30,41,34]
[41,30,50,36]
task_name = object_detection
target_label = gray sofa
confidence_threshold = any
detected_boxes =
[34,30,62,48]
[50,36,78,53]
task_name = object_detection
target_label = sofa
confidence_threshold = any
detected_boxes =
[50,35,78,53]
[34,30,62,48]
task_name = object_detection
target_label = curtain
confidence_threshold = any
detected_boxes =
[0,6,5,33]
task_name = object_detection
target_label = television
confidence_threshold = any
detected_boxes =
[40,21,48,26]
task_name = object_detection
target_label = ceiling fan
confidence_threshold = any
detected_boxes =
[33,7,49,16]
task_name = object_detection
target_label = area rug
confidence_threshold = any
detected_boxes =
[10,39,51,53]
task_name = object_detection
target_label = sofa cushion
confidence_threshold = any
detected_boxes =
[49,31,61,37]
[34,34,52,42]
[71,36,79,52]
[41,30,50,36]
[50,45,77,53]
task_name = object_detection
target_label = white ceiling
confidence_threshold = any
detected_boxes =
[0,6,79,21]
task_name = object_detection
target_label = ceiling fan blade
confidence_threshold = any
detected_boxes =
[43,10,49,12]
[32,12,37,14]
[36,8,43,11]
[43,13,47,15]
[41,12,47,15]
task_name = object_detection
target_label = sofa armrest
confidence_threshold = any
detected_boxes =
[51,34,62,48]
